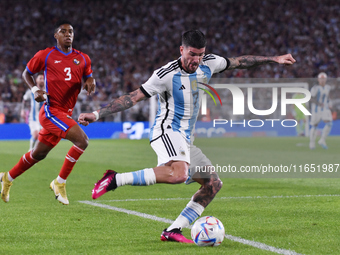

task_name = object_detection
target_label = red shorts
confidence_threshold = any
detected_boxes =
[38,104,77,147]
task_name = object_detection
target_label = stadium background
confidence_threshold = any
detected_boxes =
[0,0,339,138]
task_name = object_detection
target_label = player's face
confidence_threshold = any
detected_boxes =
[54,24,74,47]
[36,75,44,90]
[318,76,327,86]
[180,46,205,73]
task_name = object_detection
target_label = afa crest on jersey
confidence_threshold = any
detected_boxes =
[73,58,80,65]
[179,147,186,156]
[191,76,208,91]
[191,80,198,91]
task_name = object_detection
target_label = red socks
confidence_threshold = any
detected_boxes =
[8,145,84,181]
[9,151,39,179]
[58,145,84,180]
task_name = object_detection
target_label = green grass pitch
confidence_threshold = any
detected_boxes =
[0,137,339,254]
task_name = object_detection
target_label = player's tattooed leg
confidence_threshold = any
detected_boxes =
[192,170,222,208]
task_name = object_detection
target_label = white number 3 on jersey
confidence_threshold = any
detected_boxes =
[64,67,71,81]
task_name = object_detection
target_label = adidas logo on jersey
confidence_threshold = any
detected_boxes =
[54,60,62,63]
[179,85,186,90]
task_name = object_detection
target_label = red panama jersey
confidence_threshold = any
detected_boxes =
[26,46,93,111]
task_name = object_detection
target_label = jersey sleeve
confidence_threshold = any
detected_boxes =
[82,53,93,78]
[26,50,47,75]
[203,54,229,74]
[140,71,167,98]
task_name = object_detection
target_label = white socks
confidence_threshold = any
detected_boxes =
[116,168,156,187]
[7,172,14,182]
[167,200,204,231]
[57,176,66,184]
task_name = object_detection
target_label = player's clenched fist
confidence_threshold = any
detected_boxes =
[275,54,296,65]
[83,77,96,95]
[34,90,48,102]
[78,112,97,126]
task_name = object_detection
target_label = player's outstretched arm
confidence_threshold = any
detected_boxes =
[78,88,147,126]
[228,54,296,70]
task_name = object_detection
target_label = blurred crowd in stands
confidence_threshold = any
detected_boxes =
[1,0,340,124]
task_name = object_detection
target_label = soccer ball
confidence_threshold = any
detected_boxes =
[191,216,225,246]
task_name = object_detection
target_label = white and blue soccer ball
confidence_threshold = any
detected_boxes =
[191,216,225,246]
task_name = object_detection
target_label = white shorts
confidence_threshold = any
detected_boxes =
[310,109,332,126]
[28,120,42,136]
[151,131,190,166]
[150,130,212,184]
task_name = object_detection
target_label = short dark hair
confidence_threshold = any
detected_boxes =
[54,20,73,33]
[182,30,206,49]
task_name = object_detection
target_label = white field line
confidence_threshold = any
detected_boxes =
[224,234,303,255]
[79,200,173,224]
[94,194,340,203]
[79,200,304,255]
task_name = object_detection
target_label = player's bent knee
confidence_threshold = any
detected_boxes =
[66,125,89,150]
[72,135,89,150]
[169,169,188,184]
[169,161,189,184]
[31,151,47,161]
[80,137,89,149]
[172,174,188,184]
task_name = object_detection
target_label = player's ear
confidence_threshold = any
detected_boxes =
[54,33,58,39]
[180,46,184,55]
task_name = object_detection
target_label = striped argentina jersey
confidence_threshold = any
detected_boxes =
[23,89,44,122]
[310,84,331,113]
[140,54,228,144]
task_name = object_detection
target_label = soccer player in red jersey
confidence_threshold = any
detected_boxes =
[0,20,96,205]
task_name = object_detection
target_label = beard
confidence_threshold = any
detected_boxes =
[183,59,198,73]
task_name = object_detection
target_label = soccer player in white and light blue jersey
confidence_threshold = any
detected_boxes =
[309,72,333,149]
[21,73,45,151]
[79,30,296,243]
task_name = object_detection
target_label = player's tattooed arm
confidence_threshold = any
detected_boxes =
[98,88,147,119]
[78,88,148,125]
[228,54,296,70]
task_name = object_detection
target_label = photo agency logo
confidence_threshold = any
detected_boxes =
[200,82,312,128]
[198,82,223,107]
